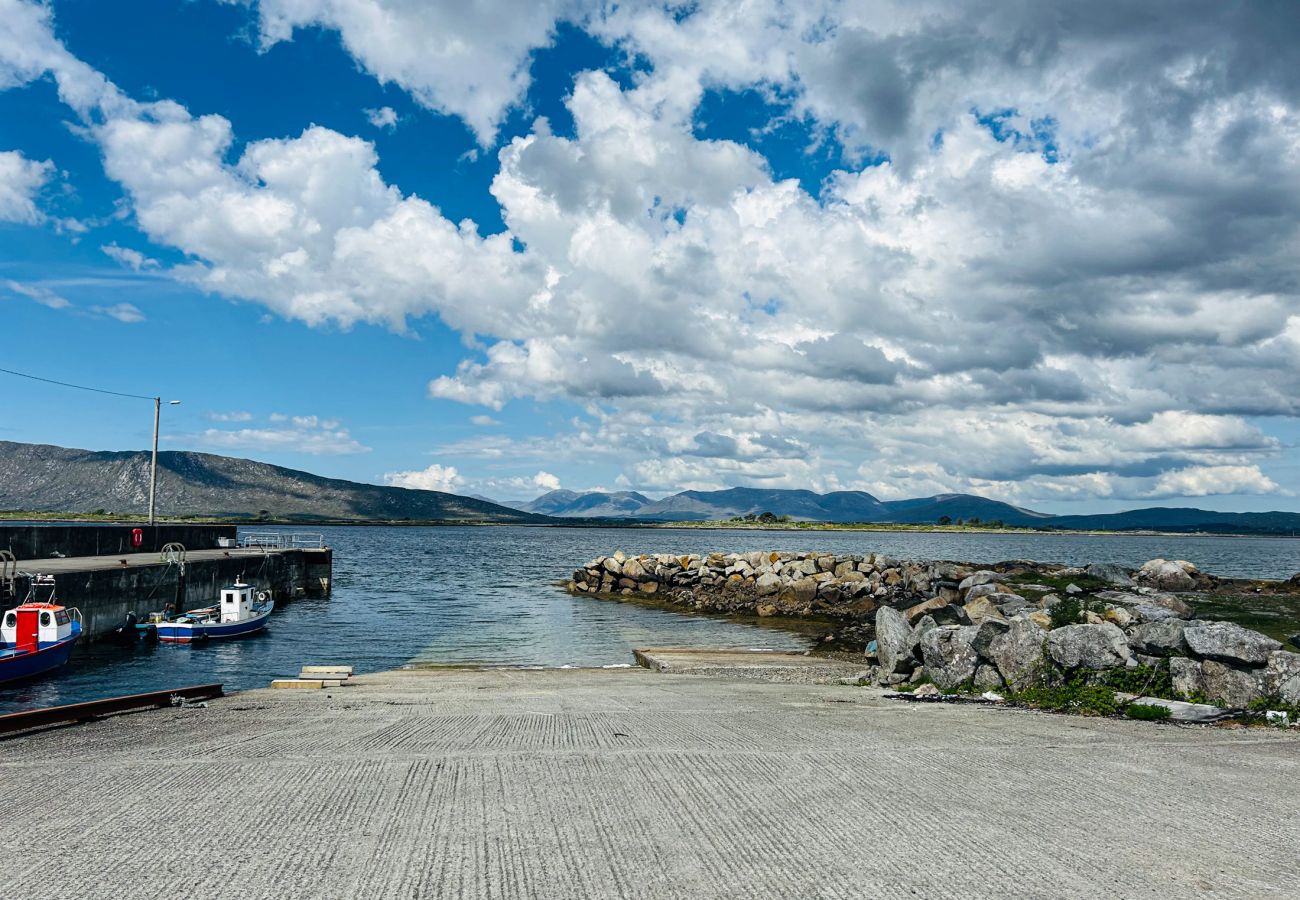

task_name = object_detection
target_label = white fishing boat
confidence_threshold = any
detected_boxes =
[154,582,273,643]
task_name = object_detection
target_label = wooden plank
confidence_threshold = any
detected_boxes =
[271,679,324,689]
[300,665,353,675]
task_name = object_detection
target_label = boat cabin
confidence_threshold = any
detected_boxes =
[220,583,260,623]
[2,604,76,652]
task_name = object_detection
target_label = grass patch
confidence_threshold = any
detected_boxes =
[1125,703,1172,722]
[1006,671,1121,716]
[1186,589,1300,644]
[1245,695,1300,723]
[1046,594,1112,629]
[1102,664,1176,699]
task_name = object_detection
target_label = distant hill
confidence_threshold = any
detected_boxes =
[1046,507,1300,534]
[524,485,1300,533]
[523,489,652,517]
[636,488,888,522]
[0,441,548,523]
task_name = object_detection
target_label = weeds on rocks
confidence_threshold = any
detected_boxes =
[1102,664,1176,699]
[1125,704,1172,722]
[1006,671,1121,716]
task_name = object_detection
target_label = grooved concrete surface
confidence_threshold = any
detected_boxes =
[2,667,1298,899]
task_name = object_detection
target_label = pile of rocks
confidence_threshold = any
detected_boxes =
[876,577,1299,711]
[569,551,1299,711]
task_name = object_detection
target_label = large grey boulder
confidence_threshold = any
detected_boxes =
[1137,559,1196,591]
[1085,563,1135,587]
[621,557,646,579]
[1201,660,1264,710]
[908,615,938,663]
[601,557,623,575]
[964,582,1002,603]
[1119,696,1231,724]
[1096,591,1191,621]
[991,593,1031,616]
[958,571,1003,592]
[780,577,819,607]
[1184,622,1281,665]
[754,572,781,596]
[970,619,1010,657]
[986,616,1048,691]
[963,596,1008,626]
[919,626,980,690]
[973,664,1004,691]
[1169,657,1206,699]
[875,607,915,676]
[1143,593,1193,619]
[1047,623,1132,670]
[1265,651,1300,704]
[1127,621,1189,656]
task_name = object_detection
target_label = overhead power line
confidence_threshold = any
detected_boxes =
[0,365,154,401]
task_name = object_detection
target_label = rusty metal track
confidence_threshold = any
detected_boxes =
[0,683,223,735]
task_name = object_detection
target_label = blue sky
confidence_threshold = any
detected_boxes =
[1,0,1298,512]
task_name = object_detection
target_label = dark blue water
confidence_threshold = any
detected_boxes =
[1,525,1296,713]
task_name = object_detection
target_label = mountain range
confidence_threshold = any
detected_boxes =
[1,440,1297,533]
[0,441,545,523]
[521,487,1300,534]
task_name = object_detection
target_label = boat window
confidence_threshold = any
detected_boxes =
[3,612,13,628]
[40,612,51,626]
[55,611,69,625]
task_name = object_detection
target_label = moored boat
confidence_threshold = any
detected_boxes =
[153,582,273,644]
[0,575,82,685]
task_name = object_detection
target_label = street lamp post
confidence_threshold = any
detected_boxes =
[148,398,181,525]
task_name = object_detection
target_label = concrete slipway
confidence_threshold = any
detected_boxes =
[1,664,1297,899]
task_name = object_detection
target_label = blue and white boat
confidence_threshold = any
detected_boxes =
[154,582,273,644]
[0,575,82,685]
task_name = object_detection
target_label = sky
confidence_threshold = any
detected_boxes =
[0,0,1298,513]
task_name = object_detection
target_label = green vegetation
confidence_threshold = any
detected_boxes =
[1245,696,1300,724]
[1006,671,1122,716]
[1187,589,1300,643]
[1125,704,1172,722]
[726,511,791,524]
[1001,659,1193,718]
[892,673,932,693]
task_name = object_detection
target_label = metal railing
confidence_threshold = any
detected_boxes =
[237,532,326,550]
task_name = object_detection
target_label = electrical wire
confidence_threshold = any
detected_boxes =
[0,365,154,401]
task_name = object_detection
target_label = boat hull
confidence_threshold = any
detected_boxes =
[157,602,274,644]
[0,632,80,685]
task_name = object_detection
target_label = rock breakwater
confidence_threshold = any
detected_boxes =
[569,551,1300,714]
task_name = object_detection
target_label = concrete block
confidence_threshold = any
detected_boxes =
[272,679,324,689]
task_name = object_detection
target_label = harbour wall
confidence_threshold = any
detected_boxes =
[0,524,236,560]
[10,547,331,642]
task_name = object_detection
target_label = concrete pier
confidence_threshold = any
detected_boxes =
[1,666,1296,898]
[6,545,332,641]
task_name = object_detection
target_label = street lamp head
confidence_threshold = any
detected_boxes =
[168,400,181,405]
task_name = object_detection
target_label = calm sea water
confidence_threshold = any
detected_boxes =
[1,525,1296,713]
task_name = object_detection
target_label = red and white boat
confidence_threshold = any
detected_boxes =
[0,575,82,685]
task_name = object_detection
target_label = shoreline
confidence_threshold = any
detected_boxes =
[2,511,1298,539]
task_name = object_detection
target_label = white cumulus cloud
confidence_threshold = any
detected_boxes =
[4,0,1300,506]
[383,462,464,492]
[0,149,52,223]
